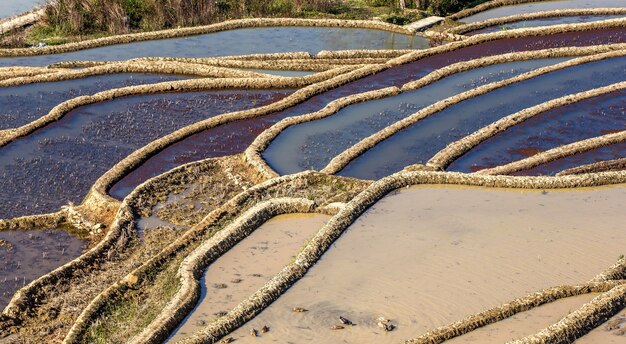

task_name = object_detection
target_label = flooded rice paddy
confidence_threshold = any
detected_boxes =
[339,56,626,180]
[0,90,291,219]
[467,15,626,35]
[108,30,623,197]
[169,213,330,342]
[0,73,185,129]
[263,58,567,175]
[227,185,626,343]
[462,0,626,23]
[450,90,626,173]
[0,27,429,67]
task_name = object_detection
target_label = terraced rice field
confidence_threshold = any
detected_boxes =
[0,1,624,344]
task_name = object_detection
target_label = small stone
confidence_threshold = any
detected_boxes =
[261,325,270,333]
[213,283,228,289]
[250,328,258,337]
[339,316,353,325]
[331,325,344,330]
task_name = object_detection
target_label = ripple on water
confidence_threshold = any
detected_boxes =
[169,213,330,342]
[227,185,626,344]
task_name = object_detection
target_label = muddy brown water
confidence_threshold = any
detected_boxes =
[449,90,626,174]
[108,30,625,198]
[0,90,292,220]
[0,229,86,309]
[339,56,626,180]
[0,73,185,129]
[168,213,330,342]
[462,0,626,23]
[225,185,626,343]
[446,294,599,343]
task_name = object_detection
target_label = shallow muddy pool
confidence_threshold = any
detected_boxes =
[263,58,567,175]
[0,73,184,129]
[226,185,626,343]
[0,27,428,67]
[462,0,626,23]
[446,294,598,343]
[0,228,86,309]
[0,90,290,219]
[449,90,626,173]
[467,15,625,35]
[339,55,626,180]
[169,213,330,342]
[108,31,624,198]
[0,0,44,19]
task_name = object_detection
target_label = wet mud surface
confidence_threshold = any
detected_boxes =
[264,58,566,175]
[0,27,429,67]
[0,73,185,129]
[169,213,330,342]
[467,15,625,35]
[450,90,626,173]
[0,229,86,309]
[227,185,626,343]
[0,90,291,219]
[109,31,624,195]
[339,56,626,180]
[462,0,626,23]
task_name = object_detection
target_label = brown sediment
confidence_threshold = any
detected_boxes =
[557,158,626,176]
[426,81,626,171]
[321,50,626,176]
[0,18,414,58]
[477,131,626,175]
[448,8,626,35]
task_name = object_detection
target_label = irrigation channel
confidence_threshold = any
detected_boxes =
[0,2,625,343]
